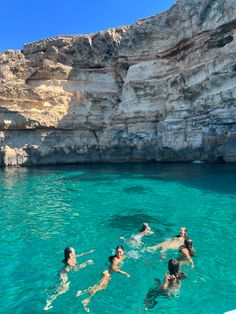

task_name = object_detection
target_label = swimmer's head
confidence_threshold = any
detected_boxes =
[62,247,75,264]
[116,246,124,257]
[140,223,151,232]
[168,259,180,275]
[109,246,125,263]
[179,227,187,237]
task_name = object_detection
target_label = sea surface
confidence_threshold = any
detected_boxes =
[0,163,235,314]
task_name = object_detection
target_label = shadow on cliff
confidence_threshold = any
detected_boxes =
[25,61,128,165]
[0,110,47,166]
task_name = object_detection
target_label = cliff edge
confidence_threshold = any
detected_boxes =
[1,0,236,165]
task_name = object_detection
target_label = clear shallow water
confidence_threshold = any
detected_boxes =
[0,163,236,314]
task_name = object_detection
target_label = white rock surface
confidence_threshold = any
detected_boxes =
[0,0,236,165]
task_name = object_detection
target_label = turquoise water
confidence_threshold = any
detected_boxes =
[0,163,236,314]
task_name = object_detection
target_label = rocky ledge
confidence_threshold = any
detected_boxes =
[0,0,236,166]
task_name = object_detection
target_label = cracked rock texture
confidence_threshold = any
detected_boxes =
[0,0,236,165]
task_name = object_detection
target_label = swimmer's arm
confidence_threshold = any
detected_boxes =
[163,275,170,289]
[181,248,194,267]
[110,261,131,278]
[74,259,93,271]
[115,269,131,278]
[76,249,95,258]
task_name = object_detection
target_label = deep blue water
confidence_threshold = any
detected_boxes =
[0,163,235,314]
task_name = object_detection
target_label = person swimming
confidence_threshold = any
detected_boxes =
[44,247,94,311]
[133,223,153,241]
[163,259,185,290]
[144,259,185,310]
[145,227,187,253]
[77,246,131,312]
[178,238,195,267]
[108,245,131,277]
[121,223,154,248]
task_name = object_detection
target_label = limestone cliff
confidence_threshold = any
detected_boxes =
[0,0,236,165]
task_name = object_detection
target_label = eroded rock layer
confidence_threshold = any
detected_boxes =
[1,0,236,165]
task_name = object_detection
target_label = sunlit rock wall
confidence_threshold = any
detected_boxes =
[0,0,236,165]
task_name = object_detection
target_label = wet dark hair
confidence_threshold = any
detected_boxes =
[168,259,179,275]
[168,259,185,280]
[109,246,124,263]
[184,238,195,256]
[62,247,73,264]
[140,223,149,232]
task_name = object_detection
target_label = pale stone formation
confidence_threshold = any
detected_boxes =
[0,0,236,165]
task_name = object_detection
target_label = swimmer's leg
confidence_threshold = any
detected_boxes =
[144,284,161,310]
[44,281,70,311]
[82,296,92,312]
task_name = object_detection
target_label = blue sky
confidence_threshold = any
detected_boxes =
[0,0,176,52]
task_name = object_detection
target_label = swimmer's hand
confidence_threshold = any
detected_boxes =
[86,259,93,265]
[87,249,95,254]
[169,275,175,280]
[118,270,131,278]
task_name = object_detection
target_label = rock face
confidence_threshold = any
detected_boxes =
[0,0,236,165]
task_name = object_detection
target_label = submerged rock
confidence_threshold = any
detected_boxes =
[0,0,236,165]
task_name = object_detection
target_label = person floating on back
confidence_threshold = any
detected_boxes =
[145,227,187,253]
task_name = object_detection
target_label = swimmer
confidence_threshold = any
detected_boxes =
[145,227,187,253]
[61,247,94,272]
[132,223,154,242]
[144,259,185,310]
[77,246,131,312]
[44,247,93,311]
[121,223,154,247]
[178,238,195,267]
[109,246,131,278]
[163,258,185,290]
